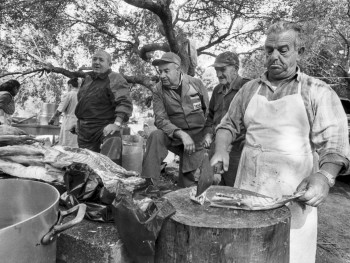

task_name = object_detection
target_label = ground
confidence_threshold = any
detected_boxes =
[316,177,350,263]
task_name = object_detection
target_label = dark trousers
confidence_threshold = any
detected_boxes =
[141,130,196,188]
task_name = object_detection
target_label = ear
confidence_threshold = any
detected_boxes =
[298,47,305,56]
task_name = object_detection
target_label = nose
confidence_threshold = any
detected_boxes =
[270,49,279,60]
[160,72,166,78]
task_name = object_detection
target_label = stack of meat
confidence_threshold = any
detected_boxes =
[0,126,146,192]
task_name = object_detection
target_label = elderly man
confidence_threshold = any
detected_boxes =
[203,51,250,186]
[74,50,133,152]
[211,22,350,263]
[141,52,209,187]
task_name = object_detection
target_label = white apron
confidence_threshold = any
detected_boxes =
[234,81,317,263]
[59,114,78,147]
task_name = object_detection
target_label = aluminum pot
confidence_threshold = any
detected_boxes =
[39,103,58,125]
[0,179,86,263]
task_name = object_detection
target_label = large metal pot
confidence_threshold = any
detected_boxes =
[0,179,86,263]
[39,103,58,125]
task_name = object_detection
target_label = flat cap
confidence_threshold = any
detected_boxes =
[210,51,239,68]
[152,52,181,66]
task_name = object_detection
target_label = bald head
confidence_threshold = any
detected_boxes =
[91,50,112,74]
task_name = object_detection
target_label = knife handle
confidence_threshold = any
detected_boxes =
[213,161,224,174]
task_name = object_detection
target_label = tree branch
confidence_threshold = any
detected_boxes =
[139,42,170,61]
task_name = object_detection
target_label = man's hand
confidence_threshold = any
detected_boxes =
[69,123,78,134]
[175,130,195,155]
[296,172,330,207]
[48,117,55,125]
[202,133,213,149]
[210,150,229,172]
[103,123,121,136]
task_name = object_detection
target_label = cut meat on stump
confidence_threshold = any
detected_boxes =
[155,186,291,263]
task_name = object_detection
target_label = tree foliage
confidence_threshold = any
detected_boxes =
[292,0,350,96]
[1,0,349,114]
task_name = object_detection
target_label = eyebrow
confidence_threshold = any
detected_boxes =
[265,44,289,49]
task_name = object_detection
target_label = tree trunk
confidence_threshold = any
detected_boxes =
[155,186,291,263]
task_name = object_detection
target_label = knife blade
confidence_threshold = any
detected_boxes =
[196,149,214,197]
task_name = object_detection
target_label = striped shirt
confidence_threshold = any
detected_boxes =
[217,68,350,173]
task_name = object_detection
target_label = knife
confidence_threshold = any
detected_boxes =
[196,149,215,197]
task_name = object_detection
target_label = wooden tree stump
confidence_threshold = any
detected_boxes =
[155,186,291,263]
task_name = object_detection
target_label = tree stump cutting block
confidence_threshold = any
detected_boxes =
[155,186,291,263]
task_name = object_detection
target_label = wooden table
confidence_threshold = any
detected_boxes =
[12,124,61,143]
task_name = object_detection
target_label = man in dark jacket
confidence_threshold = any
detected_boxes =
[74,50,133,152]
[203,51,249,186]
[141,52,209,187]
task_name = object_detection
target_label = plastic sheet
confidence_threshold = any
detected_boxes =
[112,185,176,263]
[61,162,177,262]
[61,163,116,222]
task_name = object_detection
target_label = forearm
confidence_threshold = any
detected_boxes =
[215,129,234,152]
[52,110,61,118]
[114,98,133,122]
[319,162,342,178]
[173,129,186,140]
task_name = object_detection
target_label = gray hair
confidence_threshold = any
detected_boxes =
[266,22,303,50]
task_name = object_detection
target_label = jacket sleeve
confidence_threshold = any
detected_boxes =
[204,89,216,135]
[109,73,133,122]
[199,80,209,116]
[153,88,180,139]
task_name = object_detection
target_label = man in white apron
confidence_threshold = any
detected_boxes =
[211,22,350,263]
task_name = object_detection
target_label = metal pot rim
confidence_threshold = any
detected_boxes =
[0,179,60,231]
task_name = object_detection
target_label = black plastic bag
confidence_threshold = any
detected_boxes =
[61,162,116,222]
[112,186,176,263]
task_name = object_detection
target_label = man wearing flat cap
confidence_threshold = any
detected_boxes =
[141,52,209,187]
[203,51,250,186]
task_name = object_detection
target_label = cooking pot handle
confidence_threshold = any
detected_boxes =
[41,203,87,245]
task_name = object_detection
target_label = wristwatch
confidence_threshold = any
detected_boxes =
[318,170,336,187]
[114,121,122,127]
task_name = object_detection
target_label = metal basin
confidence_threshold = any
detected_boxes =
[0,179,85,263]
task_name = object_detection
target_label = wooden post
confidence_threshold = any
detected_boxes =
[155,186,291,263]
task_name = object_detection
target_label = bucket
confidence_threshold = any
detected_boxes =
[122,135,144,174]
[38,103,58,125]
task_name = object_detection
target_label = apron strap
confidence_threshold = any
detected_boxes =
[255,84,262,94]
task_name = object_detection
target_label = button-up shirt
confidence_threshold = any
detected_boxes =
[217,68,350,173]
[205,75,249,135]
[75,69,132,123]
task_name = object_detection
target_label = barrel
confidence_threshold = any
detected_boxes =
[155,186,291,263]
[121,135,144,174]
[38,103,58,125]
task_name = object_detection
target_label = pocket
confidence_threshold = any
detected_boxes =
[190,94,202,111]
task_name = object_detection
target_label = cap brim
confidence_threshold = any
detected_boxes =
[152,59,179,66]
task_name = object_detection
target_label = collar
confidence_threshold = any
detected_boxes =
[217,75,242,94]
[259,67,301,90]
[90,69,112,80]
